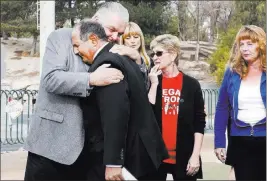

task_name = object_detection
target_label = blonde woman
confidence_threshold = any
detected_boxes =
[214,25,266,180]
[119,22,152,90]
[120,22,151,69]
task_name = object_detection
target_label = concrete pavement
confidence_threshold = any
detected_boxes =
[1,134,231,180]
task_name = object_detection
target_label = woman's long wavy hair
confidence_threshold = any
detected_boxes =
[120,22,151,68]
[229,25,266,78]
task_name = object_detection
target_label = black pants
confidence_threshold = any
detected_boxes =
[231,136,266,180]
[85,151,105,181]
[139,163,196,181]
[24,145,89,181]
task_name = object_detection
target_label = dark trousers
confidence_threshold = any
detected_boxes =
[24,142,89,181]
[231,136,266,180]
[24,151,88,181]
[138,163,196,181]
[235,164,266,181]
[86,151,105,181]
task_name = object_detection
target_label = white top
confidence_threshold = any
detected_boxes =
[237,80,266,126]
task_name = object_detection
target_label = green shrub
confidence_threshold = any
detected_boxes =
[208,25,242,85]
[144,34,155,50]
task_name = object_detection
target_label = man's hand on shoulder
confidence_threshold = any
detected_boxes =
[110,45,141,64]
[89,64,124,86]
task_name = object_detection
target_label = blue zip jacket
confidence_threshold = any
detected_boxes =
[214,67,266,148]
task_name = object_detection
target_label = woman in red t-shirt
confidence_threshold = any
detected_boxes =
[148,34,206,181]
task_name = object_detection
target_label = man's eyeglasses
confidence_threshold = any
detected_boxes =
[150,51,166,58]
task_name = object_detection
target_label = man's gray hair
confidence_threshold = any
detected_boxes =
[93,2,129,23]
[75,20,108,42]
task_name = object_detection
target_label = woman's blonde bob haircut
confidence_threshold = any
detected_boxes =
[150,34,180,66]
[229,25,266,78]
[120,22,150,68]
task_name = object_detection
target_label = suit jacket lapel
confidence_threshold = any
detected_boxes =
[84,63,90,72]
[94,42,114,61]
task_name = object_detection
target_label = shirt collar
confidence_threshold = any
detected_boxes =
[93,42,109,60]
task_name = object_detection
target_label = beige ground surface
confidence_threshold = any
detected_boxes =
[1,134,230,180]
[1,38,40,90]
[1,37,216,90]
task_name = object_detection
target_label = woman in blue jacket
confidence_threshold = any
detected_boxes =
[214,25,266,180]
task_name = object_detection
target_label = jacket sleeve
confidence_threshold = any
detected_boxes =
[193,80,206,134]
[41,31,91,97]
[95,64,130,166]
[214,68,231,148]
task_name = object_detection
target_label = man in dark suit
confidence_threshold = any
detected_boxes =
[75,21,168,180]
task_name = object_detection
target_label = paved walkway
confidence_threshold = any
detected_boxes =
[1,134,231,180]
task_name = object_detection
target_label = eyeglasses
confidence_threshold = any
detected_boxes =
[150,51,167,58]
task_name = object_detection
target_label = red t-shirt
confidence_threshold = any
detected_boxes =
[162,73,183,164]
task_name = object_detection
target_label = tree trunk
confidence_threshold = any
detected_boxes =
[16,32,21,39]
[209,14,216,43]
[30,35,38,56]
[177,1,187,41]
[195,0,200,61]
[2,31,9,40]
[71,18,75,27]
[176,1,180,39]
[132,0,140,6]
[150,1,156,8]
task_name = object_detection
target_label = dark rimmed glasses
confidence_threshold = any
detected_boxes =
[150,51,167,58]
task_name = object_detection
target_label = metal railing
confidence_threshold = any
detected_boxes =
[1,89,37,146]
[1,89,219,146]
[202,89,219,131]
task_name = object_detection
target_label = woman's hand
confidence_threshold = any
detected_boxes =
[186,154,200,176]
[148,65,161,85]
[214,148,226,163]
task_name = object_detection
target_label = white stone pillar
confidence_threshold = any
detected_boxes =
[40,0,55,76]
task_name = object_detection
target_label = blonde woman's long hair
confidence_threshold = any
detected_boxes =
[229,25,266,78]
[120,22,151,68]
